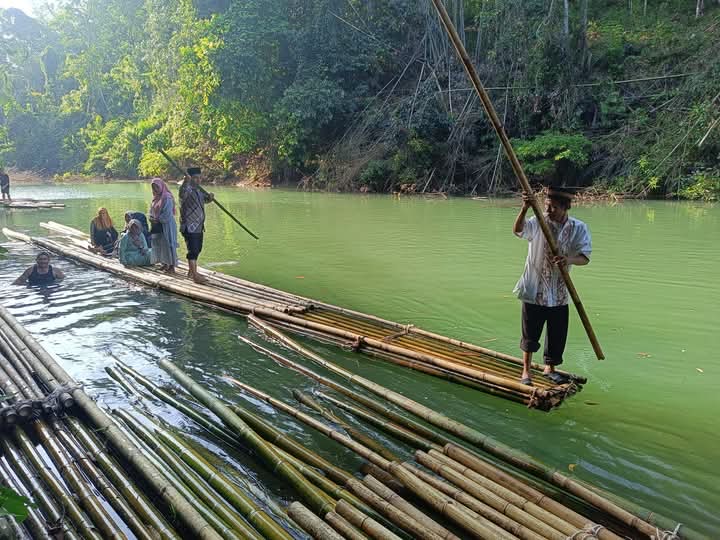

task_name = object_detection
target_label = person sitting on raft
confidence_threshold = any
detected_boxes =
[124,211,152,247]
[118,219,152,266]
[90,207,119,256]
[14,252,65,285]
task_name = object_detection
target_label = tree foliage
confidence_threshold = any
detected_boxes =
[0,0,717,198]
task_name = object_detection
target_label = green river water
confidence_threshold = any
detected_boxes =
[0,183,718,537]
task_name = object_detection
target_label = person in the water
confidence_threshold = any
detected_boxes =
[14,252,65,285]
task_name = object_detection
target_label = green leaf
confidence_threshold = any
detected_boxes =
[0,486,34,523]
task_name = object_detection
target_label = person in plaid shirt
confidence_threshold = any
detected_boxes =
[179,167,214,283]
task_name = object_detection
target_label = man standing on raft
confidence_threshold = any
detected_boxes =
[179,167,214,283]
[513,186,592,386]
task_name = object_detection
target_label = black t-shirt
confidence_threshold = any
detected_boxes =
[0,173,9,187]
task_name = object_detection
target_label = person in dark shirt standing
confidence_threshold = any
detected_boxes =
[0,168,10,202]
[179,167,214,283]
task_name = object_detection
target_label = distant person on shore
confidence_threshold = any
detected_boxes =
[149,177,179,273]
[118,219,151,266]
[124,210,151,247]
[179,167,214,283]
[0,168,10,202]
[512,186,592,386]
[90,207,119,256]
[14,252,65,285]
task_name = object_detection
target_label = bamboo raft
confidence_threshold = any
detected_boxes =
[0,282,697,538]
[5,221,583,410]
[0,199,65,209]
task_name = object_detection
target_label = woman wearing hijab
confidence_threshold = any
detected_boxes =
[118,219,152,266]
[90,207,119,256]
[149,177,179,273]
[124,210,151,247]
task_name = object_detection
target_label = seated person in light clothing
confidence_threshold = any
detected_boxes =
[512,186,591,386]
[118,219,152,266]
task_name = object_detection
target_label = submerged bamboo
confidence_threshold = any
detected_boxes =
[158,358,333,517]
[245,317,664,539]
[155,424,292,540]
[0,305,222,540]
[293,389,399,461]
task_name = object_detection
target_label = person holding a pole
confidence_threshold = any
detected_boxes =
[179,167,214,283]
[513,187,592,386]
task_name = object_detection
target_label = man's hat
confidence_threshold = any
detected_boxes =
[186,167,202,176]
[547,185,575,200]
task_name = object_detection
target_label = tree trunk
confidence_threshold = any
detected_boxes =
[562,0,570,50]
[696,0,704,17]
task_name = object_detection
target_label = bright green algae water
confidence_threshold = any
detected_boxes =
[1,183,718,536]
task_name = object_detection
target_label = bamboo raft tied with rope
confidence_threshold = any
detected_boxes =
[4,221,584,410]
[0,292,698,539]
[0,199,65,209]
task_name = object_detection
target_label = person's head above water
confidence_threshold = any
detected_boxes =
[36,251,51,268]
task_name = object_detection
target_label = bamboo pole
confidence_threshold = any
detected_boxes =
[293,390,400,461]
[109,411,243,540]
[64,417,180,540]
[346,477,458,540]
[334,500,403,540]
[224,377,517,540]
[158,148,259,240]
[0,307,222,540]
[427,0,603,360]
[113,409,264,540]
[229,402,354,485]
[416,451,570,539]
[324,512,369,540]
[0,452,59,540]
[288,502,344,540]
[158,358,333,517]
[242,321,668,539]
[155,425,292,540]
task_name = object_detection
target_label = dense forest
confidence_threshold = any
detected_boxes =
[0,0,718,198]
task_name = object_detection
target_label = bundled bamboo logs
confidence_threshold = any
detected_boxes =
[4,222,584,410]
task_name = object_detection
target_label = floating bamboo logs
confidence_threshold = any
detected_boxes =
[324,511,369,540]
[245,317,670,538]
[64,417,179,540]
[158,358,334,517]
[225,378,517,540]
[113,409,264,540]
[0,446,66,540]
[108,411,242,540]
[288,502,344,540]
[155,423,292,540]
[229,401,354,485]
[293,390,400,462]
[333,500,403,540]
[344,477,455,540]
[0,305,223,540]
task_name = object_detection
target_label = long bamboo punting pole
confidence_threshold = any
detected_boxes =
[158,148,259,240]
[428,0,603,360]
[0,308,223,540]
[241,320,675,539]
[158,358,333,517]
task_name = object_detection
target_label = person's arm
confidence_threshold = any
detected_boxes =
[53,267,65,281]
[513,193,535,236]
[13,267,32,285]
[203,189,214,204]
